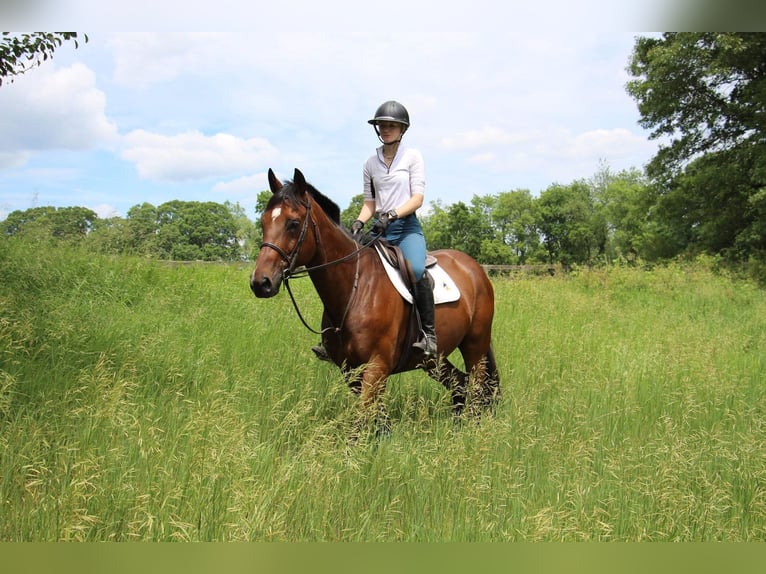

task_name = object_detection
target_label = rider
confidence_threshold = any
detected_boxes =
[313,100,437,360]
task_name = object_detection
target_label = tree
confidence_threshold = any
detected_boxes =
[155,200,240,261]
[536,182,604,266]
[1,33,88,86]
[420,200,451,251]
[493,189,541,263]
[254,190,272,220]
[1,206,57,236]
[126,203,159,256]
[588,163,654,262]
[224,200,258,260]
[88,216,131,255]
[1,205,96,242]
[444,201,492,260]
[626,33,766,260]
[340,194,365,229]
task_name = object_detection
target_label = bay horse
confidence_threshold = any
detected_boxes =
[250,168,499,428]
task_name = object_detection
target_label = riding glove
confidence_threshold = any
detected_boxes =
[371,210,398,235]
[351,219,364,243]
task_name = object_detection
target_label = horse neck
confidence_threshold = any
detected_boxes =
[305,210,360,306]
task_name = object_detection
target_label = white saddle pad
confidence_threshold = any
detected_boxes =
[375,245,461,305]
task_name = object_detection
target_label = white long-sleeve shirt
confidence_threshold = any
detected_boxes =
[362,144,425,214]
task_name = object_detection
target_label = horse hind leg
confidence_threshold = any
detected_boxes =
[476,346,501,412]
[461,346,501,417]
[426,357,468,416]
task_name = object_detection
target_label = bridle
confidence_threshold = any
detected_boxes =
[258,196,379,335]
[259,198,314,279]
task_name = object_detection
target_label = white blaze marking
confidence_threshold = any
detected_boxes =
[271,207,282,221]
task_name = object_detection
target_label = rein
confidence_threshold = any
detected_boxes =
[259,198,380,336]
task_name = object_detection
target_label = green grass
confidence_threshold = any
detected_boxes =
[1,239,765,540]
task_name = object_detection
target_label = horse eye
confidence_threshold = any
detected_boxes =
[286,219,300,231]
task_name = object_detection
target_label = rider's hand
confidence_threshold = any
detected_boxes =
[371,210,397,235]
[351,219,364,243]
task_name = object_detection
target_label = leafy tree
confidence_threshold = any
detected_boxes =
[587,163,655,262]
[444,201,489,260]
[1,33,88,86]
[254,190,272,219]
[536,182,604,265]
[155,200,239,261]
[626,33,766,260]
[493,189,540,263]
[340,194,366,229]
[420,200,451,251]
[1,206,56,236]
[1,205,96,242]
[479,238,515,265]
[50,206,98,239]
[88,216,131,255]
[126,203,159,256]
[122,200,256,260]
[468,194,512,263]
[660,149,764,258]
[224,200,258,260]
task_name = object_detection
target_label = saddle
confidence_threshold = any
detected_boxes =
[374,239,436,292]
[373,241,459,306]
[372,240,446,374]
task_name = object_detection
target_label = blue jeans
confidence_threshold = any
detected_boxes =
[383,214,427,280]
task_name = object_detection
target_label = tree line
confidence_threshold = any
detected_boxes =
[0,201,259,262]
[0,159,740,268]
[1,33,764,272]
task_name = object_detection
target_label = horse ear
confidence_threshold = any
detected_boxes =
[267,168,282,194]
[292,169,307,197]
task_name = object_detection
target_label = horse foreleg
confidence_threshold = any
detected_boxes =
[425,357,468,416]
[343,367,362,395]
[354,359,392,437]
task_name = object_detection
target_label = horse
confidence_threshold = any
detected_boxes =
[250,168,500,429]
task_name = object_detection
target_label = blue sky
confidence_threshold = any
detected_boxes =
[0,1,674,222]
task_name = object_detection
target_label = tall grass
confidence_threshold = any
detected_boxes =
[1,239,765,540]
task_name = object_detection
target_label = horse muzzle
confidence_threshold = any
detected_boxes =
[250,268,283,298]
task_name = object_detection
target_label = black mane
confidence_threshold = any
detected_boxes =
[269,179,341,225]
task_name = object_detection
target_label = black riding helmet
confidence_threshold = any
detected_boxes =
[369,100,410,142]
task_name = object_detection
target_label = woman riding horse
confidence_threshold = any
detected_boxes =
[313,100,436,361]
[251,168,500,423]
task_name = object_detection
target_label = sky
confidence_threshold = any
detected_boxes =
[0,1,701,222]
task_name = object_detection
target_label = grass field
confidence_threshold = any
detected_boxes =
[1,239,765,541]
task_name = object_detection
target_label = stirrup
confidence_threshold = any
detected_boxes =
[413,334,437,357]
[312,344,331,362]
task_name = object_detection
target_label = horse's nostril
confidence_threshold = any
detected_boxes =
[251,275,274,297]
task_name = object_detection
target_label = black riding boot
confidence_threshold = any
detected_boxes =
[412,274,438,356]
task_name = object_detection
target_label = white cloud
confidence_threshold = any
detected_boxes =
[0,150,31,170]
[212,173,268,196]
[92,203,119,218]
[567,128,652,159]
[0,63,118,160]
[444,126,650,165]
[441,127,532,151]
[120,130,279,182]
[109,33,229,88]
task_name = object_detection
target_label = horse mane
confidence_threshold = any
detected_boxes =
[270,179,342,226]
